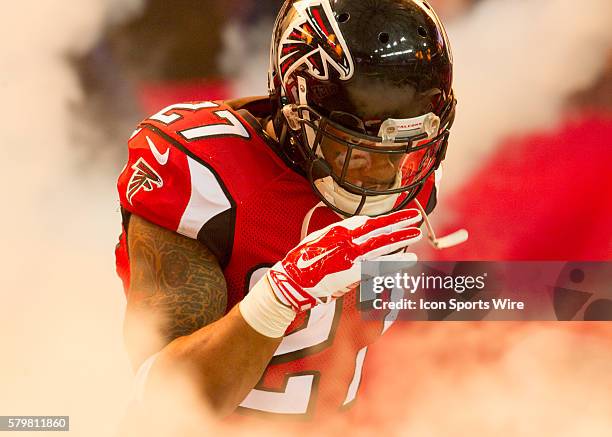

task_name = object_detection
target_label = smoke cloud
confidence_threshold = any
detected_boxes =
[444,0,612,193]
[0,1,144,436]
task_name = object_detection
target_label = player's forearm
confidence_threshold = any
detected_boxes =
[145,305,281,416]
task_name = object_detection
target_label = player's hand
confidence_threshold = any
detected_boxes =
[267,209,423,313]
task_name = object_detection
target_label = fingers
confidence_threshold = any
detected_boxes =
[302,210,422,247]
[352,209,422,241]
[356,227,423,260]
[300,214,368,244]
[308,262,361,298]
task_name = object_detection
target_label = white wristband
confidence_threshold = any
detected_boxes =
[239,275,296,338]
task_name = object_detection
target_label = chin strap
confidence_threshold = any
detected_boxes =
[301,200,468,250]
[413,198,469,250]
[301,201,329,240]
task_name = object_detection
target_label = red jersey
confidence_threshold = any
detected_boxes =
[116,97,438,419]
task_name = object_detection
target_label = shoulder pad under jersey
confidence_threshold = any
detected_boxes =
[118,100,277,266]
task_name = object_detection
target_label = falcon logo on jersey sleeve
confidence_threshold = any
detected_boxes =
[126,158,163,205]
[279,0,354,85]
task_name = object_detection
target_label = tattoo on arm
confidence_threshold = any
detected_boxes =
[127,215,228,343]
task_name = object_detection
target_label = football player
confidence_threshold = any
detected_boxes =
[116,0,461,419]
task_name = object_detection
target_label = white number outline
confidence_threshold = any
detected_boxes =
[148,102,250,141]
[238,267,369,417]
[150,102,218,125]
[238,300,339,416]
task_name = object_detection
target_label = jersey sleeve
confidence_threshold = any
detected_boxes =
[117,126,236,266]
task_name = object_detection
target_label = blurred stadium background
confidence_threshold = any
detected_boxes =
[1,0,611,435]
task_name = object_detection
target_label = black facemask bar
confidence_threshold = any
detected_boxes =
[284,102,453,216]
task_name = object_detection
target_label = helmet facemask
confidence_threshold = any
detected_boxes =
[282,83,455,216]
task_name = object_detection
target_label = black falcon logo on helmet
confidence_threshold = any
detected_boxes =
[279,0,354,85]
[127,158,163,205]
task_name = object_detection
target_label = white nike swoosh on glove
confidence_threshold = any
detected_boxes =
[296,247,339,270]
[147,136,170,165]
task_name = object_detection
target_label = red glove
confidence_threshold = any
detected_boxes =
[267,209,423,313]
